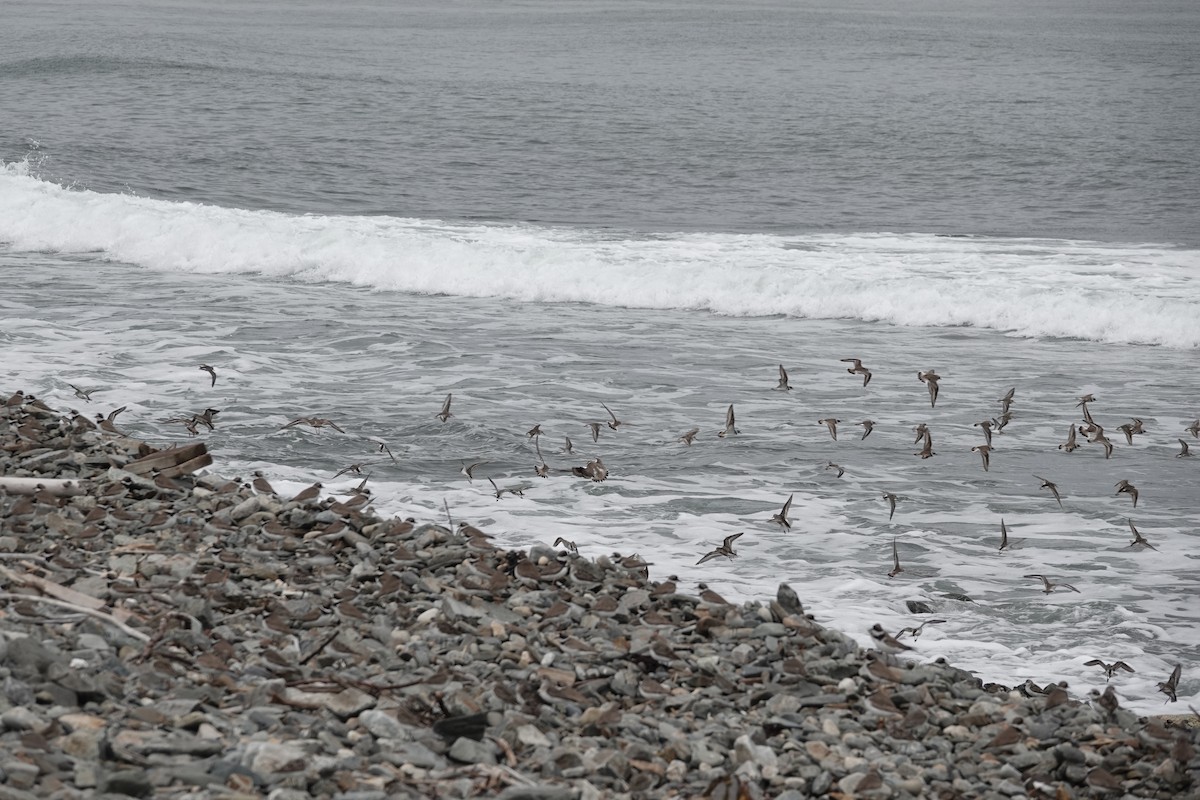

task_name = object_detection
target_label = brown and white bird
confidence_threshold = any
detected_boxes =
[1084,659,1135,681]
[717,404,739,438]
[840,358,872,386]
[998,518,1015,552]
[696,532,743,565]
[585,421,602,443]
[68,383,96,402]
[460,461,484,482]
[869,623,912,654]
[1178,438,1192,458]
[678,427,700,446]
[601,403,623,430]
[859,420,875,439]
[888,538,904,578]
[775,364,792,391]
[290,482,322,503]
[281,416,345,433]
[771,494,793,530]
[825,461,844,478]
[1034,475,1063,508]
[1157,664,1181,702]
[436,393,453,423]
[526,424,543,439]
[562,436,575,454]
[914,435,935,459]
[818,417,840,441]
[1025,574,1080,594]
[1186,419,1200,439]
[199,364,217,387]
[897,619,947,640]
[1115,479,1139,508]
[882,492,899,521]
[917,370,940,407]
[975,419,994,446]
[1059,424,1080,452]
[971,444,991,472]
[1127,519,1157,551]
[998,387,1015,414]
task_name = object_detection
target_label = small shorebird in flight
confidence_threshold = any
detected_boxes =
[281,416,345,433]
[332,463,366,479]
[882,492,898,520]
[527,424,542,439]
[1034,475,1063,508]
[366,436,398,463]
[717,404,739,438]
[1186,419,1200,439]
[562,436,575,454]
[553,537,578,554]
[1115,479,1139,507]
[993,410,1014,432]
[601,403,623,430]
[586,422,602,443]
[917,370,940,407]
[859,420,875,439]
[1092,432,1115,459]
[869,623,912,653]
[1177,438,1192,458]
[1127,519,1157,551]
[1025,574,1080,594]
[775,364,792,391]
[771,494,793,530]
[998,387,1015,414]
[818,417,840,440]
[199,364,217,387]
[998,518,1014,551]
[436,393,453,423]
[68,384,96,402]
[487,477,524,499]
[678,427,700,446]
[1059,424,1080,452]
[975,419,994,446]
[897,619,947,640]
[534,438,550,478]
[1157,664,1181,702]
[1076,393,1096,424]
[888,538,903,578]
[1117,423,1138,446]
[696,532,743,565]
[913,423,929,445]
[460,461,483,482]
[572,457,608,482]
[1084,659,1134,681]
[825,461,844,478]
[914,435,935,459]
[840,358,872,386]
[971,444,991,472]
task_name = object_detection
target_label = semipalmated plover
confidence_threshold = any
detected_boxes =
[436,393,453,423]
[1117,423,1136,446]
[1025,573,1080,594]
[534,438,549,477]
[96,405,128,435]
[818,417,840,440]
[1115,479,1138,507]
[917,370,940,407]
[897,619,947,640]
[840,358,872,386]
[290,482,322,503]
[281,416,345,433]
[1127,519,1157,551]
[776,364,792,391]
[998,387,1015,413]
[771,494,793,530]
[678,427,700,446]
[1076,394,1096,424]
[859,420,875,439]
[1158,664,1181,702]
[1178,438,1192,457]
[553,537,578,554]
[252,472,275,495]
[888,538,903,578]
[696,532,743,565]
[913,423,929,445]
[1034,475,1063,508]
[869,623,912,653]
[825,461,844,478]
[971,444,991,472]
[487,477,523,500]
[993,410,1013,432]
[1059,424,1079,452]
[199,364,217,387]
[1084,659,1134,681]
[572,457,608,482]
[601,403,623,430]
[367,436,397,463]
[882,492,898,520]
[332,463,365,479]
[974,419,994,446]
[1093,433,1114,459]
[717,404,739,438]
[68,384,96,402]
[586,421,602,442]
[915,437,935,459]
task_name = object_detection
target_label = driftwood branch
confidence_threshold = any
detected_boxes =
[0,477,86,496]
[0,593,150,642]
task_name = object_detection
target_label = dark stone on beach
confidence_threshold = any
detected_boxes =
[101,769,154,798]
[433,712,490,742]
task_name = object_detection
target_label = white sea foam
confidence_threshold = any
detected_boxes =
[3,162,1199,348]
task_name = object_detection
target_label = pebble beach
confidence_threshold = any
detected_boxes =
[1,391,1196,800]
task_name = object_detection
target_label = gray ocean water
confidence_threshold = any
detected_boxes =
[2,0,1199,714]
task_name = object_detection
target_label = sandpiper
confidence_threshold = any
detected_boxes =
[487,477,523,499]
[252,472,275,495]
[1157,664,1181,702]
[917,370,940,407]
[869,623,912,653]
[859,420,875,439]
[1117,423,1137,446]
[460,461,483,482]
[998,387,1015,413]
[825,461,844,478]
[1115,479,1139,507]
[1186,419,1200,438]
[717,404,739,438]
[882,492,898,520]
[1059,424,1080,452]
[914,436,935,459]
[1025,574,1080,594]
[367,436,398,463]
[534,438,550,477]
[818,417,840,440]
[586,422,602,443]
[1034,475,1063,508]
[974,419,994,446]
[1076,394,1096,424]
[199,364,217,387]
[68,384,96,402]
[678,427,700,446]
[571,457,607,482]
[840,358,872,386]
[332,463,366,479]
[771,494,793,530]
[290,482,322,503]
[912,423,929,445]
[696,532,743,565]
[96,406,128,435]
[775,364,792,391]
[897,619,947,640]
[1178,438,1192,457]
[971,444,991,472]
[993,410,1014,432]
[888,538,903,578]
[1093,432,1114,459]
[553,537,578,554]
[601,402,623,430]
[999,518,1013,551]
[1084,659,1135,681]
[1127,519,1157,551]
[562,436,575,454]
[436,393,453,423]
[527,424,542,439]
[281,416,345,433]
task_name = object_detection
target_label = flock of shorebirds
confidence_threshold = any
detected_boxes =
[54,356,1195,705]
